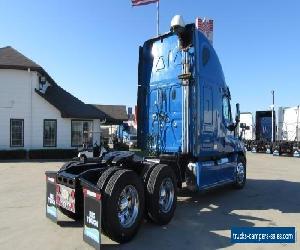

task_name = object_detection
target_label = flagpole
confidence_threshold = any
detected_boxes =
[157,0,160,36]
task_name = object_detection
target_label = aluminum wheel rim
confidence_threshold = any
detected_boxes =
[118,185,139,228]
[159,177,174,213]
[236,163,245,184]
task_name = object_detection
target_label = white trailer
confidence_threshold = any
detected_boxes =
[239,112,254,140]
[273,106,300,157]
[277,106,300,141]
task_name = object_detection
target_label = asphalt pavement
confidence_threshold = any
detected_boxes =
[0,153,299,250]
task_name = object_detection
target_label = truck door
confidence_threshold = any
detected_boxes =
[219,94,236,181]
[199,82,219,186]
[201,84,214,151]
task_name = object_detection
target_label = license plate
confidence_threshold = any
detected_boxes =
[56,184,75,213]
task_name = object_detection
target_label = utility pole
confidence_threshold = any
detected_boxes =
[271,90,275,142]
[297,105,300,142]
[156,0,160,36]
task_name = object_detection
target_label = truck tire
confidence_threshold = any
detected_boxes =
[146,164,177,225]
[102,169,144,243]
[233,155,246,189]
[139,162,158,221]
[96,167,121,235]
[140,162,158,184]
[97,167,120,190]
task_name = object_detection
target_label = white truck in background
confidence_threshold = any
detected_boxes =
[239,112,254,150]
[273,106,300,157]
[277,106,300,141]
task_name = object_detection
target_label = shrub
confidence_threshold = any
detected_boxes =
[113,142,129,151]
[0,150,27,160]
[29,149,77,159]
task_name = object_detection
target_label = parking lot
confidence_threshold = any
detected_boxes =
[0,153,299,250]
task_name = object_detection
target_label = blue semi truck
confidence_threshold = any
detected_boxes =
[45,16,246,248]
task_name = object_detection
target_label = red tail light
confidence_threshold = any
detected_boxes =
[71,190,75,199]
[96,193,101,200]
[56,185,60,193]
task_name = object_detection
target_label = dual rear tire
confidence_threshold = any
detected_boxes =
[146,164,177,225]
[99,164,177,243]
[100,169,144,243]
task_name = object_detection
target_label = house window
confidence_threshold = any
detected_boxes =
[71,120,93,147]
[10,119,24,147]
[43,119,57,147]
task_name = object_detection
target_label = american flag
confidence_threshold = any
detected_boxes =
[196,17,214,44]
[132,0,158,7]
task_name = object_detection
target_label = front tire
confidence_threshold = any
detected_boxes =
[146,164,177,225]
[102,169,144,243]
[233,155,246,189]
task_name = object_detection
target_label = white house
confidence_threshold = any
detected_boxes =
[0,46,107,151]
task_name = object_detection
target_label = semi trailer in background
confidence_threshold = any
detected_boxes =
[246,107,300,157]
[251,110,276,153]
[273,106,300,157]
[45,16,246,249]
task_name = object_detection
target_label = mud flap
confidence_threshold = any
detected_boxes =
[45,171,58,223]
[82,180,102,250]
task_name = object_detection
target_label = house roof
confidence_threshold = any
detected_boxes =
[0,46,41,68]
[0,46,56,85]
[92,105,128,124]
[35,85,106,120]
[0,46,106,120]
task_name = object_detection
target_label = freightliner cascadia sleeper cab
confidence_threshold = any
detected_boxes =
[45,16,246,248]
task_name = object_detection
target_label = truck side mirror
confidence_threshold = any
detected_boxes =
[227,123,236,131]
[235,103,240,123]
[240,123,250,130]
[240,123,246,129]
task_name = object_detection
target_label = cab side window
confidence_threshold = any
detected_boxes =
[222,96,232,122]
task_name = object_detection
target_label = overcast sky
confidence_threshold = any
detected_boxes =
[1,0,299,113]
